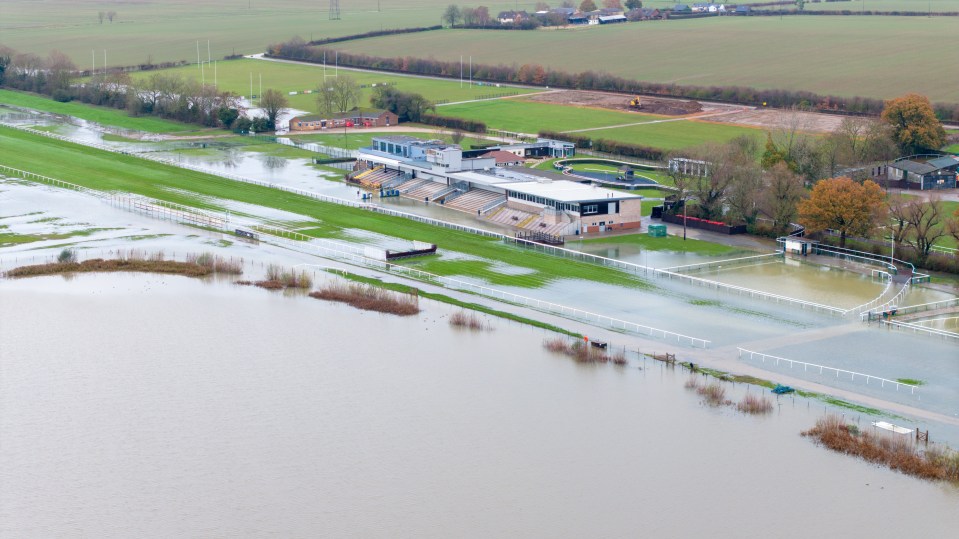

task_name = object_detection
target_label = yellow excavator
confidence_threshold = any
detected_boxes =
[628,96,642,110]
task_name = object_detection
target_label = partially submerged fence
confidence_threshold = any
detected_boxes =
[737,348,921,395]
[2,122,856,318]
[879,319,959,342]
[1,161,711,348]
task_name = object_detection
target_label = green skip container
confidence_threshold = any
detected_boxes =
[648,224,667,237]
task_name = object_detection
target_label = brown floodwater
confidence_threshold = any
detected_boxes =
[1,274,957,537]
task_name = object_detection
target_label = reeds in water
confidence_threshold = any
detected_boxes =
[803,415,959,483]
[239,265,312,290]
[542,337,624,364]
[736,393,773,415]
[684,377,730,406]
[310,282,420,315]
[6,250,242,278]
[449,311,490,330]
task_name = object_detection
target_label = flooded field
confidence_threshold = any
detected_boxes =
[2,104,957,427]
[1,274,957,537]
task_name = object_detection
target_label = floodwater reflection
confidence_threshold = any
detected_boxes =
[1,274,957,537]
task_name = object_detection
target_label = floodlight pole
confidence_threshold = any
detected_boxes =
[683,198,688,241]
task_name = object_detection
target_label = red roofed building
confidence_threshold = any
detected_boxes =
[481,150,527,167]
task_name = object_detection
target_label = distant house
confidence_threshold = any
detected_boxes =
[733,5,751,14]
[497,10,529,24]
[691,2,711,12]
[886,155,959,190]
[672,4,692,13]
[481,150,527,167]
[568,12,590,24]
[709,4,727,13]
[598,14,627,24]
[289,109,398,131]
[627,7,663,20]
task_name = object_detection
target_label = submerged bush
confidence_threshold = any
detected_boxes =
[310,282,420,315]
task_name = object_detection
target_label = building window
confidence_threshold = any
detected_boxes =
[583,204,598,215]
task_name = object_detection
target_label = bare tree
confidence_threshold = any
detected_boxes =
[450,130,466,145]
[45,50,76,95]
[331,75,360,113]
[98,11,105,24]
[761,162,805,234]
[259,88,289,130]
[886,193,911,247]
[904,197,947,267]
[315,84,337,117]
[107,11,117,23]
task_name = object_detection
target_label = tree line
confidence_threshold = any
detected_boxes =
[266,39,959,122]
[0,46,244,130]
[663,95,956,271]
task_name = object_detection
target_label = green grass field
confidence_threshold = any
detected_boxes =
[437,99,661,134]
[330,17,959,102]
[127,58,538,115]
[746,0,959,10]
[437,99,763,150]
[0,90,219,135]
[0,124,654,289]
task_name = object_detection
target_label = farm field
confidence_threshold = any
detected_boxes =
[128,58,537,115]
[438,99,764,150]
[747,0,959,10]
[0,0,479,67]
[328,16,959,102]
[0,90,218,136]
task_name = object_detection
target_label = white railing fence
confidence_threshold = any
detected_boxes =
[737,348,921,395]
[1,122,871,318]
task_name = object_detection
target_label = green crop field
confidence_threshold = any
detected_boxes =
[746,0,959,10]
[437,99,764,150]
[0,90,218,135]
[329,16,959,102]
[127,58,538,114]
[437,100,662,134]
[0,0,512,67]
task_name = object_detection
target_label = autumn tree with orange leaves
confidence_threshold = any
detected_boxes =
[797,177,886,248]
[880,94,946,154]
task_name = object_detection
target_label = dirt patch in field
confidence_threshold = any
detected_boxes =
[697,108,846,134]
[526,90,702,116]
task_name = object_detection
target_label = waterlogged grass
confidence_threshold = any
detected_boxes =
[575,233,747,256]
[0,228,117,246]
[0,125,646,289]
[0,90,218,135]
[680,362,899,417]
[331,270,581,338]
